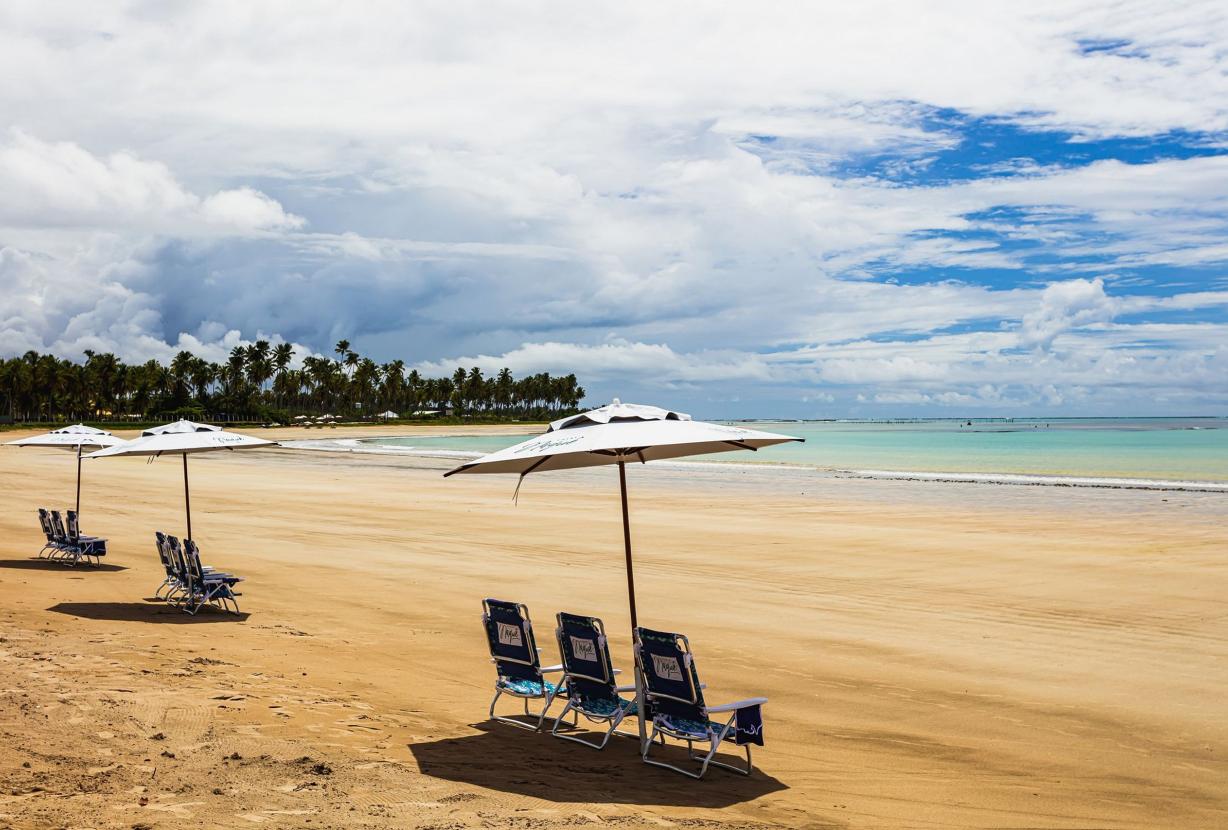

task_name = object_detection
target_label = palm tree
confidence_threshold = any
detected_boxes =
[272,343,294,406]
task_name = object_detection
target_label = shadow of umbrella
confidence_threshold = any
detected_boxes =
[47,601,250,624]
[408,721,787,807]
[0,558,127,572]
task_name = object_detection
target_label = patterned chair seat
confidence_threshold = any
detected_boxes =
[656,713,727,741]
[574,695,637,719]
[497,677,562,698]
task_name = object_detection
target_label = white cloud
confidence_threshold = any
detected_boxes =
[1019,278,1117,349]
[0,131,302,235]
[201,187,304,232]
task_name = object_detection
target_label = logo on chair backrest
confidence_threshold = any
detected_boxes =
[569,636,598,662]
[650,654,684,682]
[496,622,523,648]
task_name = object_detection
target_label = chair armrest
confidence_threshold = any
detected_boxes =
[612,667,622,675]
[706,697,768,713]
[540,664,564,673]
[615,684,637,693]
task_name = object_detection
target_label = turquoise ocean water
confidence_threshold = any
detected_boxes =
[357,417,1228,486]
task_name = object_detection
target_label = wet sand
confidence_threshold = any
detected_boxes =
[0,425,1225,829]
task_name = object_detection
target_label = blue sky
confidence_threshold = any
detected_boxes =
[1,2,1226,417]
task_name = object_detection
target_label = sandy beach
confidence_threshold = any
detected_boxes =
[1,425,1225,829]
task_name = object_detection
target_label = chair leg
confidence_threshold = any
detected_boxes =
[489,684,558,731]
[642,720,753,779]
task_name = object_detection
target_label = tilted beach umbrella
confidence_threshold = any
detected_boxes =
[5,424,125,516]
[84,419,277,540]
[444,400,802,747]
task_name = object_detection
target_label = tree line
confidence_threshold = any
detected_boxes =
[0,340,586,424]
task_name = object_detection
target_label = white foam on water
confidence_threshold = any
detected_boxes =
[842,469,1228,493]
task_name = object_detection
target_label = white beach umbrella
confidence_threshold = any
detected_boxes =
[444,399,802,746]
[84,419,277,540]
[5,424,125,516]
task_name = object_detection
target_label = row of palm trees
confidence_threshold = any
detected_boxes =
[0,340,586,424]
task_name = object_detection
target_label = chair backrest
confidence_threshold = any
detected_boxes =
[634,627,706,722]
[66,510,81,542]
[166,536,190,589]
[38,509,54,540]
[154,532,174,574]
[556,612,617,702]
[50,511,68,542]
[183,540,206,583]
[481,599,541,683]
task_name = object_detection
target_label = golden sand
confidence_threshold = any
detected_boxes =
[0,426,1225,829]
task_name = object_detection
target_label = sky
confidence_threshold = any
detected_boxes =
[1,1,1227,418]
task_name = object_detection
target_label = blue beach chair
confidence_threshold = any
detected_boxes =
[481,599,564,730]
[66,510,107,565]
[49,510,84,565]
[182,539,243,615]
[634,627,768,779]
[154,532,180,599]
[550,612,638,749]
[37,509,61,558]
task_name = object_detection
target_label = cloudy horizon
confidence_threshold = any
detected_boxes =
[2,2,1227,418]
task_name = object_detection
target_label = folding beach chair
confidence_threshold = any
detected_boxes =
[182,539,243,615]
[48,510,81,564]
[550,611,638,749]
[65,510,107,565]
[163,536,192,607]
[634,627,768,779]
[153,532,181,599]
[481,599,564,730]
[36,509,61,558]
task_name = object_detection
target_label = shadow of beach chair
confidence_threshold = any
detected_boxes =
[182,539,243,615]
[550,611,638,749]
[481,598,564,731]
[634,627,767,779]
[65,510,107,566]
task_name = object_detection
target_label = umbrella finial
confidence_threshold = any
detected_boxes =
[612,397,621,405]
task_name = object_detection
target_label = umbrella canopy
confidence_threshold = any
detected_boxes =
[85,420,277,539]
[445,400,802,746]
[6,424,125,514]
[6,424,122,449]
[86,419,275,458]
[379,410,399,419]
[446,401,800,477]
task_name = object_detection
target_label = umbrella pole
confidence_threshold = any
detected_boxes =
[75,444,82,516]
[183,454,192,541]
[618,461,649,752]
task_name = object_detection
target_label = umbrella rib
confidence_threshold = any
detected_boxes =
[511,455,551,504]
[725,440,758,452]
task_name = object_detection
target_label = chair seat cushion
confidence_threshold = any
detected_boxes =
[497,677,561,698]
[656,714,726,740]
[575,695,637,718]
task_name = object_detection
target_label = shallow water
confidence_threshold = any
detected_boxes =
[350,417,1228,487]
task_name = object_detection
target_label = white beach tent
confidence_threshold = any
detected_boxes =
[5,424,124,516]
[84,420,277,540]
[378,410,399,420]
[444,399,802,747]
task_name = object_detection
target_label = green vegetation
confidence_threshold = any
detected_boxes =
[0,341,585,426]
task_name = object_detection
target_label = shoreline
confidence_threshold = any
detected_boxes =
[281,434,1228,494]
